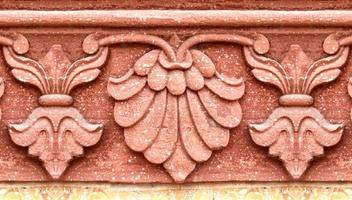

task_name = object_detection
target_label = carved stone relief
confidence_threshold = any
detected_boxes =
[2,34,108,179]
[0,25,350,182]
[91,33,269,182]
[244,33,350,179]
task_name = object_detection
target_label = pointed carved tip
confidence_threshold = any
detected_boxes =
[285,44,311,64]
[164,163,195,183]
[284,160,309,180]
[168,34,181,48]
[169,172,188,183]
[163,142,196,182]
[44,160,68,179]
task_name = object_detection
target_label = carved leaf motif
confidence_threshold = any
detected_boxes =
[0,78,4,100]
[3,37,107,180]
[8,107,103,179]
[198,88,242,128]
[179,94,212,162]
[134,49,160,76]
[280,45,314,93]
[3,45,108,95]
[205,72,244,101]
[163,138,196,183]
[190,49,216,78]
[3,47,48,93]
[144,93,178,164]
[113,87,155,127]
[185,66,204,91]
[167,70,186,95]
[303,47,349,94]
[244,45,349,95]
[347,78,352,127]
[123,89,167,152]
[108,69,147,101]
[108,44,244,182]
[249,107,343,179]
[187,90,229,150]
[38,45,72,93]
[243,47,290,94]
[63,47,108,93]
[147,64,168,91]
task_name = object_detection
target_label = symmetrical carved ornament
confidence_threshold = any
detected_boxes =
[1,34,108,179]
[0,31,352,182]
[244,33,350,179]
[80,33,269,182]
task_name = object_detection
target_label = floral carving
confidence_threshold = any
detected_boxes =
[2,34,108,179]
[243,34,349,179]
[82,33,269,182]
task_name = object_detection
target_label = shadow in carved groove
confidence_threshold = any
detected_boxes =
[2,32,347,181]
[82,33,270,182]
[243,33,350,179]
[2,34,109,179]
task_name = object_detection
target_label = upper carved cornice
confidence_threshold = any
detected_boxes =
[0,10,351,27]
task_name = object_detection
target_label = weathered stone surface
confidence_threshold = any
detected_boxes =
[0,1,350,184]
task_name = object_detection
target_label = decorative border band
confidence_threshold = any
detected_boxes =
[0,182,351,200]
[1,10,352,27]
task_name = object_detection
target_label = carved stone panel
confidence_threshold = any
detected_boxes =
[0,5,351,184]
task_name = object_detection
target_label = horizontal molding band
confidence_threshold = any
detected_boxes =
[0,182,351,199]
[1,10,352,27]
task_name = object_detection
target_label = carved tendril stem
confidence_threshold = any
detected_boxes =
[97,34,176,61]
[0,36,14,46]
[83,33,269,63]
[176,34,258,59]
[323,33,351,54]
[0,34,29,55]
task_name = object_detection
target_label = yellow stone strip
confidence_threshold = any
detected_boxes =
[0,182,351,200]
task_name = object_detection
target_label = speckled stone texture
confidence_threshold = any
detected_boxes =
[0,1,350,184]
[0,30,347,183]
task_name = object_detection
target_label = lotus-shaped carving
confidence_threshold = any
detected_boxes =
[98,33,267,182]
[9,107,102,179]
[3,39,108,179]
[244,40,349,179]
[250,107,343,179]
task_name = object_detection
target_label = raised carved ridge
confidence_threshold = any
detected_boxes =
[243,33,350,179]
[83,33,270,182]
[2,34,109,179]
[0,10,352,27]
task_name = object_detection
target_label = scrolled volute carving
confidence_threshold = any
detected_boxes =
[243,33,349,179]
[2,33,109,179]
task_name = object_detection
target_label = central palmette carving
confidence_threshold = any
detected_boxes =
[94,33,270,182]
[244,36,350,179]
[0,31,350,182]
[3,36,108,179]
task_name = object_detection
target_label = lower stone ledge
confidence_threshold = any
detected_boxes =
[0,182,351,200]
